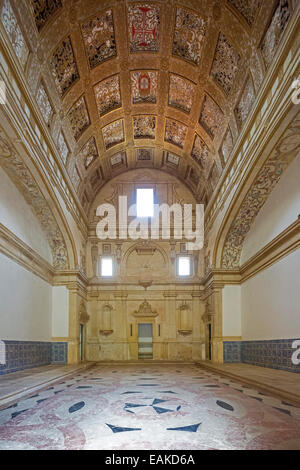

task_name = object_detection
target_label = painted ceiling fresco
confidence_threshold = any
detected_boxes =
[3,0,294,211]
[67,96,91,141]
[94,75,122,116]
[168,75,196,114]
[79,137,99,170]
[102,120,124,149]
[128,4,160,53]
[50,36,80,97]
[131,71,158,104]
[172,7,206,65]
[133,116,156,140]
[30,0,62,32]
[228,0,261,26]
[210,33,241,95]
[199,95,224,140]
[165,119,187,149]
[81,10,117,69]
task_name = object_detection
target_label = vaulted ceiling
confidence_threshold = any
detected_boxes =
[1,0,294,214]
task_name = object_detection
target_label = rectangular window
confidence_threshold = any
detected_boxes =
[101,257,113,277]
[178,256,191,276]
[136,188,154,217]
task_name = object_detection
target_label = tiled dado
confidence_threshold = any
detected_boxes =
[0,340,68,375]
[223,339,300,373]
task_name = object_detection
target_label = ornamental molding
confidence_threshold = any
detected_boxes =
[132,300,158,318]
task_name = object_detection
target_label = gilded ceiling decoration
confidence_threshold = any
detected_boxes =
[71,165,81,191]
[220,127,234,163]
[168,74,196,114]
[30,0,62,32]
[1,0,295,213]
[137,148,153,161]
[209,163,220,189]
[222,113,300,268]
[94,75,122,116]
[172,7,206,65]
[188,167,200,188]
[81,9,117,69]
[166,152,180,167]
[50,36,80,97]
[260,0,291,69]
[234,75,256,129]
[228,0,261,26]
[128,3,160,53]
[36,82,54,126]
[131,71,158,104]
[133,115,156,139]
[111,152,126,168]
[191,135,211,171]
[164,119,187,148]
[102,120,124,149]
[199,94,224,140]
[1,0,29,69]
[79,137,99,170]
[67,96,91,141]
[210,33,241,95]
[57,131,69,164]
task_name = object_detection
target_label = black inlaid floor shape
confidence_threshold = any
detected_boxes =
[69,401,85,413]
[216,400,234,412]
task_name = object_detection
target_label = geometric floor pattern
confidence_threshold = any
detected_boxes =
[0,364,300,450]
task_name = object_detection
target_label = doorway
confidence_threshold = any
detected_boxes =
[138,323,153,359]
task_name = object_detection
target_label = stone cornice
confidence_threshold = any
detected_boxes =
[240,217,300,282]
[204,218,300,290]
[0,223,54,283]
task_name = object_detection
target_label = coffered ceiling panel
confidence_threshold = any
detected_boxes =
[4,0,294,214]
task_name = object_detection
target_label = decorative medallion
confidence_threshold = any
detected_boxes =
[50,36,80,97]
[102,120,124,149]
[165,119,187,149]
[67,96,90,141]
[168,75,195,114]
[128,3,160,53]
[172,7,206,65]
[81,10,117,69]
[94,75,121,116]
[199,94,224,140]
[133,115,156,139]
[131,71,158,104]
[210,33,241,95]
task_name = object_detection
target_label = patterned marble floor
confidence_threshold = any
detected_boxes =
[0,364,300,450]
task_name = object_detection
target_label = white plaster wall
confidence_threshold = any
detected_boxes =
[52,286,69,338]
[222,285,242,337]
[0,167,52,263]
[0,253,52,341]
[241,152,300,264]
[241,249,300,340]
